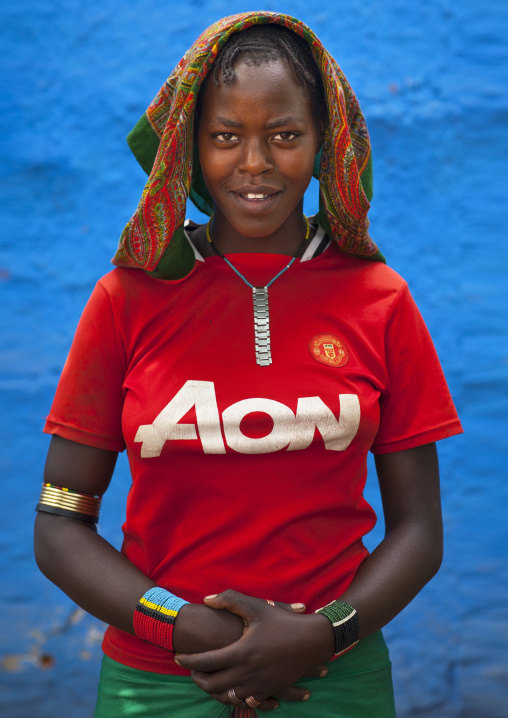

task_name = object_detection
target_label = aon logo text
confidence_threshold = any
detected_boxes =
[135,380,360,457]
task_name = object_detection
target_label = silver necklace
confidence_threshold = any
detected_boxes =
[207,217,310,366]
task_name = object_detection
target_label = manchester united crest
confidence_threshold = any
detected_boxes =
[308,334,349,368]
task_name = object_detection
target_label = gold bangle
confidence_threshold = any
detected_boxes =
[37,483,101,521]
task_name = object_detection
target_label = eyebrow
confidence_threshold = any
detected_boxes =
[208,117,242,128]
[264,116,304,130]
[207,116,304,130]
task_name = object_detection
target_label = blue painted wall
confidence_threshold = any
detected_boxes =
[1,1,506,716]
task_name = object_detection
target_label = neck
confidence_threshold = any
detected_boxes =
[208,216,309,264]
[208,205,310,256]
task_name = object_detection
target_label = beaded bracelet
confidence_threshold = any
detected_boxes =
[36,483,102,525]
[133,586,189,653]
[315,599,359,657]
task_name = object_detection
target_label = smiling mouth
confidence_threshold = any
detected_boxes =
[240,193,272,200]
[236,191,283,202]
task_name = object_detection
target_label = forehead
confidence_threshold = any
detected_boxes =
[199,58,313,121]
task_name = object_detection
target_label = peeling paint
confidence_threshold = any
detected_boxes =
[0,607,101,673]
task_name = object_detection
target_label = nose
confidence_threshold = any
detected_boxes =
[238,138,273,176]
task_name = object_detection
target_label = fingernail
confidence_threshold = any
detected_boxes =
[320,668,328,677]
[174,657,181,666]
[303,692,311,701]
[290,602,305,609]
[274,703,279,709]
[204,594,218,600]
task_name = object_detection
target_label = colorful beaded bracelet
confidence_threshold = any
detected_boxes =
[315,599,359,657]
[133,586,189,653]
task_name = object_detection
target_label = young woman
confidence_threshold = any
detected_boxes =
[34,12,462,718]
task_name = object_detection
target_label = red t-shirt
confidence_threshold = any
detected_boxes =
[44,237,462,674]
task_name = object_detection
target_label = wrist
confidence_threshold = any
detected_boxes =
[173,602,244,654]
[315,599,359,658]
[133,586,188,652]
[310,612,336,662]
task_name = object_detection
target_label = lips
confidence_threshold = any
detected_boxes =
[233,185,281,199]
[231,191,281,215]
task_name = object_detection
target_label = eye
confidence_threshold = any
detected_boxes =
[273,132,298,142]
[215,132,238,142]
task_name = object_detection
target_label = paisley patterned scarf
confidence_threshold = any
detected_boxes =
[113,11,384,279]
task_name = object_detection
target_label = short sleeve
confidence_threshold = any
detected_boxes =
[44,281,127,452]
[371,284,462,454]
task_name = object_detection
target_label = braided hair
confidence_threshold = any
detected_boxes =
[197,24,325,117]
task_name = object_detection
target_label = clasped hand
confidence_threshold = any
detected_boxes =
[175,590,334,711]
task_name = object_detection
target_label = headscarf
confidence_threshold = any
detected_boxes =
[113,11,384,280]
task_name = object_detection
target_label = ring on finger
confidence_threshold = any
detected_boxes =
[245,696,261,708]
[227,688,243,706]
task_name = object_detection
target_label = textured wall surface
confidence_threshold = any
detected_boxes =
[1,1,506,716]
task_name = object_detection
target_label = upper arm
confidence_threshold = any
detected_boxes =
[43,434,118,496]
[43,279,127,454]
[374,442,442,541]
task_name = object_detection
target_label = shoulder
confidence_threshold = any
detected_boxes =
[81,269,161,326]
[322,242,409,303]
[95,266,184,302]
[96,267,150,294]
[339,247,406,287]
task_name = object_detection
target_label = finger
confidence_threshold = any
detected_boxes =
[265,599,306,613]
[209,692,279,712]
[191,669,238,695]
[244,695,265,711]
[209,690,242,707]
[175,644,239,673]
[209,692,233,706]
[254,697,280,711]
[290,603,306,613]
[203,589,261,623]
[302,664,328,678]
[204,591,306,619]
[273,686,311,703]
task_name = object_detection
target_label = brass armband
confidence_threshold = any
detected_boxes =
[36,483,101,524]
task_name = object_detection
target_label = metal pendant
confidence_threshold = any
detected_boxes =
[252,287,272,366]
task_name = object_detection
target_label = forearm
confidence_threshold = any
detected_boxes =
[35,512,155,633]
[338,443,443,639]
[34,512,244,651]
[339,520,443,639]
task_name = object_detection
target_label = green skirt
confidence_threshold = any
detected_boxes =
[94,631,396,718]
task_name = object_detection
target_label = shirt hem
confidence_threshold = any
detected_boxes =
[370,420,463,455]
[43,418,126,453]
[102,632,191,676]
